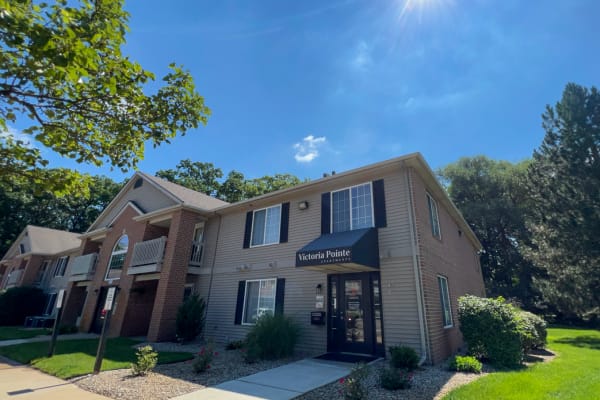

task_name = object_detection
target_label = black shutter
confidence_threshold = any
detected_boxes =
[321,192,331,234]
[234,281,246,325]
[275,278,286,315]
[372,179,387,228]
[243,211,253,248]
[279,203,290,243]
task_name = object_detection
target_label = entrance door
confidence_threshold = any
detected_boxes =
[328,272,383,355]
[91,287,109,334]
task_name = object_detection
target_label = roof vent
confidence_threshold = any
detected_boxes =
[133,178,143,189]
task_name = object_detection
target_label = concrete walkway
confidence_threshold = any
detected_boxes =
[0,333,98,347]
[173,359,352,400]
[0,356,110,399]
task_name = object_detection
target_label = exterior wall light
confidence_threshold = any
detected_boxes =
[316,283,322,295]
[298,201,309,210]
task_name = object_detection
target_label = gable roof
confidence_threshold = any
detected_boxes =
[140,173,229,210]
[1,225,80,260]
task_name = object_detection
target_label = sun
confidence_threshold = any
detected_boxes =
[397,0,451,22]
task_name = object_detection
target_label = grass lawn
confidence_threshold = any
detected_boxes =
[0,326,50,340]
[444,327,600,400]
[0,337,193,378]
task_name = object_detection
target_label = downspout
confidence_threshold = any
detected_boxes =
[205,212,223,310]
[405,167,430,365]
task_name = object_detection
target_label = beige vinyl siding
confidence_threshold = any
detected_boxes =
[199,166,425,354]
[93,183,177,230]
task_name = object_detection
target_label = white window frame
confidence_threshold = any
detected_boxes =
[330,182,375,233]
[250,205,282,247]
[105,235,128,281]
[427,192,442,239]
[241,278,277,325]
[43,292,57,316]
[190,223,205,265]
[53,256,69,277]
[438,275,453,328]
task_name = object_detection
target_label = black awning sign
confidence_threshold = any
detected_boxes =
[297,248,351,266]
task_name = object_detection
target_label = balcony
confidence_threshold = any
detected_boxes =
[127,236,167,275]
[69,253,98,282]
[6,269,23,287]
[189,240,204,266]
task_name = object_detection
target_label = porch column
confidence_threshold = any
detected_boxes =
[147,209,202,341]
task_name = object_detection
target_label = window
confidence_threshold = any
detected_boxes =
[242,279,277,325]
[35,260,51,284]
[251,205,281,247]
[331,183,373,233]
[438,276,453,328]
[105,235,128,280]
[190,224,204,265]
[19,243,25,254]
[43,293,57,316]
[53,256,69,277]
[427,193,441,239]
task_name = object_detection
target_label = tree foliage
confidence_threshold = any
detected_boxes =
[525,83,600,324]
[157,159,305,203]
[438,156,538,306]
[0,0,209,193]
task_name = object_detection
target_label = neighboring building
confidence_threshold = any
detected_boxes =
[0,225,81,322]
[54,152,485,364]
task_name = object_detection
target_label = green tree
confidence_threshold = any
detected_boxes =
[439,156,538,307]
[218,170,246,203]
[0,0,210,194]
[244,174,304,199]
[526,83,600,324]
[156,160,223,196]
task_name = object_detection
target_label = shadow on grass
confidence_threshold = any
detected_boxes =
[554,335,600,350]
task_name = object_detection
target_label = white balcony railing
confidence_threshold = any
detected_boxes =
[69,253,98,282]
[189,240,204,266]
[6,269,23,286]
[127,236,166,274]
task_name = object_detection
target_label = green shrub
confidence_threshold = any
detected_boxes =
[447,355,482,374]
[245,313,300,361]
[225,340,245,350]
[389,345,419,371]
[380,367,413,390]
[192,344,217,373]
[340,363,369,400]
[175,294,206,343]
[131,345,158,376]
[458,295,523,367]
[0,287,46,326]
[518,311,547,352]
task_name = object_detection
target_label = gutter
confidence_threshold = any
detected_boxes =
[405,166,430,365]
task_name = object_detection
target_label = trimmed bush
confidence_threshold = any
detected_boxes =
[447,355,482,374]
[380,367,413,390]
[0,287,46,326]
[175,294,206,343]
[458,295,523,367]
[245,313,300,361]
[131,345,158,376]
[389,345,419,371]
[518,311,547,352]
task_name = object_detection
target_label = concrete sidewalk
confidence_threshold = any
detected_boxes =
[173,358,352,400]
[0,356,109,399]
[0,333,98,347]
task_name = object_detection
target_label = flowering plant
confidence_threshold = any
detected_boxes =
[339,363,369,400]
[192,344,217,373]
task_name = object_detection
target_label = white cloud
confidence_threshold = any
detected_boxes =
[293,135,327,163]
[0,126,36,148]
[352,40,372,70]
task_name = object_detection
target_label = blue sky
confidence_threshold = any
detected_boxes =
[25,0,600,181]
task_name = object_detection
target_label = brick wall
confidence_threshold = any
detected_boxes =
[20,255,43,286]
[408,168,485,364]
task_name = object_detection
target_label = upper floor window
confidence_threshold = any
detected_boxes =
[53,256,69,277]
[19,244,25,254]
[106,235,128,280]
[251,205,281,247]
[331,183,373,233]
[190,224,205,265]
[438,275,453,328]
[427,193,441,239]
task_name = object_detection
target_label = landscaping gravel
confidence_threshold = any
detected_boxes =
[71,342,304,400]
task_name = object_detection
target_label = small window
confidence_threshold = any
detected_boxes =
[331,183,373,233]
[251,205,281,247]
[190,224,205,265]
[427,193,441,239]
[133,178,144,188]
[438,276,453,328]
[106,235,128,280]
[53,256,69,277]
[43,293,57,316]
[183,284,195,301]
[242,279,277,325]
[19,244,26,254]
